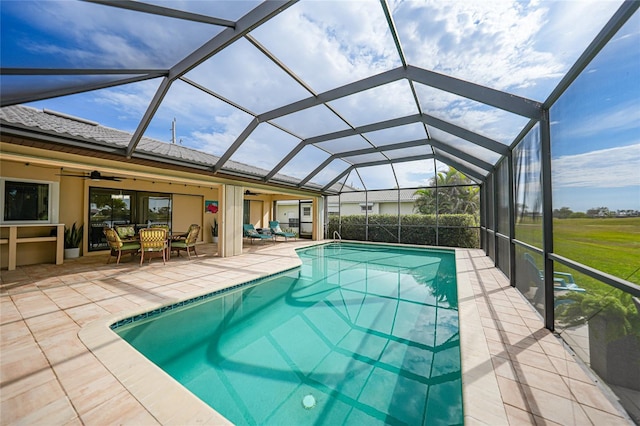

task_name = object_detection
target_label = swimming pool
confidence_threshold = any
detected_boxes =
[115,243,462,425]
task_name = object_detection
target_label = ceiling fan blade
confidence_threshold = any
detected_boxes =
[57,173,88,178]
[57,170,126,181]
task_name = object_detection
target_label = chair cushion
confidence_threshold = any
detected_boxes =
[120,242,141,251]
[116,225,135,239]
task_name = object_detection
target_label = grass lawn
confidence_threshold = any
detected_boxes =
[516,217,640,285]
[553,217,640,285]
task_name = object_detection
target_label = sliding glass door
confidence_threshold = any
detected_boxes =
[88,187,172,251]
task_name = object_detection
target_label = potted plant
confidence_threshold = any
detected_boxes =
[556,290,640,390]
[64,222,83,259]
[212,218,219,243]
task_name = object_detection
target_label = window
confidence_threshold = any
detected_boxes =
[243,200,251,225]
[1,178,59,223]
[360,203,373,212]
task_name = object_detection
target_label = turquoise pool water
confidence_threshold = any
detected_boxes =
[115,243,462,425]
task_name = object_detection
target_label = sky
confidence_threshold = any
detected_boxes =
[1,0,638,210]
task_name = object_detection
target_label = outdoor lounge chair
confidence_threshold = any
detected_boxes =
[524,252,585,292]
[171,224,200,259]
[524,253,586,307]
[269,221,297,241]
[139,228,168,265]
[243,224,274,244]
[104,227,140,264]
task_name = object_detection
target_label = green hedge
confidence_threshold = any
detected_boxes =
[327,214,479,248]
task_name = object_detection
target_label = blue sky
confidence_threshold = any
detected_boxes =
[1,1,637,210]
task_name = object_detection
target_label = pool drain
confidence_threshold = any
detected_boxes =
[302,394,316,409]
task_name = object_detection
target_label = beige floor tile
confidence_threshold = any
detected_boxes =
[490,303,520,316]
[508,347,561,375]
[25,310,78,340]
[486,338,510,358]
[493,310,527,327]
[581,403,629,425]
[499,330,543,353]
[513,362,571,398]
[0,360,58,402]
[64,302,111,326]
[497,375,528,411]
[0,378,69,424]
[521,384,591,426]
[1,243,631,425]
[538,338,571,360]
[533,414,563,425]
[504,403,536,425]
[9,394,78,425]
[61,367,126,415]
[0,318,32,345]
[496,320,536,337]
[0,340,51,385]
[564,377,622,414]
[10,292,59,319]
[42,286,92,310]
[79,389,159,425]
[0,298,22,323]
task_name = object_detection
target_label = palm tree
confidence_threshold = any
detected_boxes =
[414,168,479,216]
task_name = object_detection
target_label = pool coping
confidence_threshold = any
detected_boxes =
[78,242,505,425]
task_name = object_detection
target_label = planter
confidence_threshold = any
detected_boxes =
[589,316,640,390]
[64,247,80,259]
[213,236,219,244]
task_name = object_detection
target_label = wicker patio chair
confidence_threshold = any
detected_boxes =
[104,227,140,264]
[139,228,168,265]
[171,224,200,259]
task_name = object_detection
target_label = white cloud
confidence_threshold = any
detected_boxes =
[251,1,401,93]
[390,0,620,100]
[553,100,640,141]
[553,144,640,188]
[13,1,220,68]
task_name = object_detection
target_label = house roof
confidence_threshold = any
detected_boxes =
[0,104,328,192]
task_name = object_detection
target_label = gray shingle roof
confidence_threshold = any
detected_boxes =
[1,105,331,191]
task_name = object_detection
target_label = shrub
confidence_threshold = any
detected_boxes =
[327,214,479,248]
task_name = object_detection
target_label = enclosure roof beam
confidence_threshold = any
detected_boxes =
[321,154,436,192]
[84,0,236,27]
[420,114,508,155]
[406,66,542,119]
[434,152,486,183]
[260,63,542,124]
[258,67,407,122]
[0,73,164,108]
[429,138,494,172]
[126,1,295,157]
[298,139,430,187]
[213,118,261,173]
[266,111,504,182]
[263,114,422,181]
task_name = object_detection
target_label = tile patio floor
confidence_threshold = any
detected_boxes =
[0,241,632,425]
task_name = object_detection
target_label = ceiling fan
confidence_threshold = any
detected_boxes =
[244,190,259,196]
[57,170,126,181]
